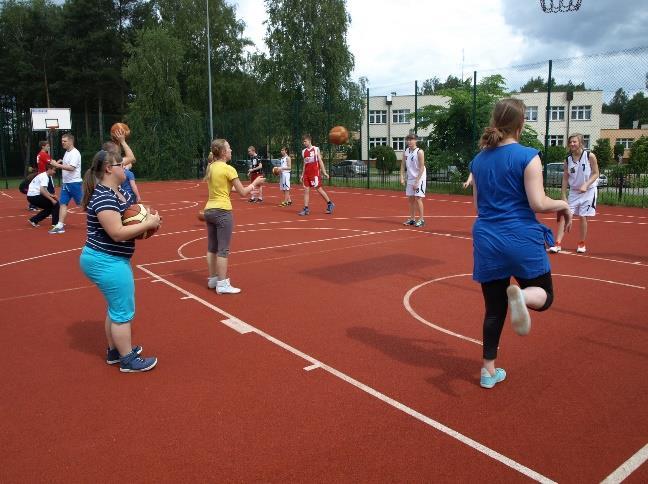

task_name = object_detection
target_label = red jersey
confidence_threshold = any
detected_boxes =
[302,146,321,177]
[37,149,51,173]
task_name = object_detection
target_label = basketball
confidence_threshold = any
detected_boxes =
[197,209,205,222]
[272,166,281,176]
[328,125,349,145]
[110,122,131,142]
[122,203,158,239]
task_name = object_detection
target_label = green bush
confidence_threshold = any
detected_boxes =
[629,136,648,172]
[544,145,568,163]
[592,138,613,169]
[369,145,398,173]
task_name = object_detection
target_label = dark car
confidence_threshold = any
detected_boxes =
[331,160,367,177]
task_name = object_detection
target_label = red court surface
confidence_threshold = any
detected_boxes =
[1,181,647,483]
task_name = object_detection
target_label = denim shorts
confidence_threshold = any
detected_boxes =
[60,182,82,205]
[79,246,135,323]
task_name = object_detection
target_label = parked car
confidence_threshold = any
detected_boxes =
[596,173,608,187]
[545,162,564,187]
[331,160,367,177]
[427,165,459,181]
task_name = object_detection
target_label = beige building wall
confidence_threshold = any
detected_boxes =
[600,128,648,160]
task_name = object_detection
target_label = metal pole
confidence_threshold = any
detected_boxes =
[472,71,477,152]
[206,0,214,140]
[366,88,370,189]
[0,107,7,189]
[544,60,552,183]
[414,80,418,137]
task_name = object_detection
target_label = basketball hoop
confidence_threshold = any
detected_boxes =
[540,0,582,12]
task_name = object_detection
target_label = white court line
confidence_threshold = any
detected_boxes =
[0,247,82,268]
[135,263,556,484]
[0,191,14,199]
[403,273,645,347]
[601,443,648,484]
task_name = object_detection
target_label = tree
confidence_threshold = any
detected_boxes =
[613,142,625,161]
[520,124,544,151]
[592,138,612,169]
[416,74,507,174]
[264,0,361,147]
[123,27,202,179]
[419,75,468,95]
[603,88,628,119]
[369,145,397,174]
[622,92,648,129]
[519,77,586,93]
[628,136,648,172]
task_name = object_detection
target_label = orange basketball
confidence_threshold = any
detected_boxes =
[272,166,281,176]
[122,203,158,239]
[328,125,349,145]
[197,210,206,222]
[110,122,131,142]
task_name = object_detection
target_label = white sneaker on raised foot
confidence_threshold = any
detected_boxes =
[507,285,531,336]
[216,278,241,294]
[548,245,561,253]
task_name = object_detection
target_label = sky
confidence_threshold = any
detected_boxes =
[229,0,648,96]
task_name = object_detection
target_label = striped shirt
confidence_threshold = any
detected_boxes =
[85,184,135,258]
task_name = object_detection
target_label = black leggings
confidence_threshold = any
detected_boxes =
[481,271,554,360]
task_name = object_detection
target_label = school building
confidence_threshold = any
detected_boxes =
[359,90,645,160]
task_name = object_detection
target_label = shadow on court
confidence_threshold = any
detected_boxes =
[347,326,474,396]
[301,253,442,284]
[67,319,105,359]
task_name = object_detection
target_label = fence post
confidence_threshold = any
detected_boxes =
[543,60,553,184]
[414,80,418,138]
[472,71,477,151]
[366,87,370,189]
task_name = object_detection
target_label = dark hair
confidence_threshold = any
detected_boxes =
[302,134,312,142]
[81,149,120,209]
[479,98,526,149]
[281,146,289,155]
[61,133,75,143]
[405,134,417,141]
[39,140,49,148]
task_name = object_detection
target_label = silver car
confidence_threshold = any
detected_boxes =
[331,160,367,177]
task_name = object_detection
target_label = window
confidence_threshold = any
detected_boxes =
[583,135,590,149]
[548,135,564,146]
[549,106,565,121]
[525,106,538,122]
[369,137,387,148]
[392,137,405,151]
[369,110,387,124]
[616,138,634,149]
[571,105,591,121]
[392,109,410,124]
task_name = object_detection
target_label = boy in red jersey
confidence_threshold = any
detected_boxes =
[298,134,334,215]
[37,140,52,173]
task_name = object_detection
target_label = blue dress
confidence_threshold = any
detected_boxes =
[469,143,552,283]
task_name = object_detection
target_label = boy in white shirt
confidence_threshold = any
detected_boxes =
[27,163,60,227]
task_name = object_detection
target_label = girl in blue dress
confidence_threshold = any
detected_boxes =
[470,98,572,389]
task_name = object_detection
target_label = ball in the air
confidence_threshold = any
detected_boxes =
[328,125,349,145]
[272,166,281,176]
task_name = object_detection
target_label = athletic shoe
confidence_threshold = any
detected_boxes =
[548,245,561,253]
[286,201,292,206]
[119,350,157,373]
[298,207,310,216]
[576,243,587,254]
[325,201,335,214]
[216,278,241,294]
[480,368,506,389]
[29,220,38,227]
[256,198,263,203]
[279,201,287,207]
[106,345,143,365]
[28,206,38,211]
[507,285,531,336]
[248,198,256,203]
[403,218,415,226]
[207,277,218,289]
[48,226,65,234]
[414,219,425,227]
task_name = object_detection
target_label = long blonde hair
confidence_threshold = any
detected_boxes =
[480,98,526,149]
[203,139,229,182]
[81,150,120,209]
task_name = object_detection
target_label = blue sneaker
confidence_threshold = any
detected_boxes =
[414,218,425,227]
[298,207,310,216]
[325,201,335,214]
[106,345,143,365]
[403,218,415,226]
[480,368,506,389]
[119,350,157,373]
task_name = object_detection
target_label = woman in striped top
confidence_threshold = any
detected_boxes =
[79,149,161,373]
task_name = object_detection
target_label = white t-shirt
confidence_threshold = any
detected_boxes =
[567,150,595,193]
[27,172,52,197]
[62,147,82,183]
[404,147,425,180]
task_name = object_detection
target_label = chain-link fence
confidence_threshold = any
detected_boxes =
[2,48,647,206]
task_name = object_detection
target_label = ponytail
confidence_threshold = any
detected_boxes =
[479,98,526,150]
[479,127,505,149]
[80,150,115,209]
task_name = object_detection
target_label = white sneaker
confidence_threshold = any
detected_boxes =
[215,278,241,294]
[548,245,561,253]
[507,285,531,336]
[207,277,218,289]
[576,244,587,254]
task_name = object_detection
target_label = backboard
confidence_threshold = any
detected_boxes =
[30,108,72,131]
